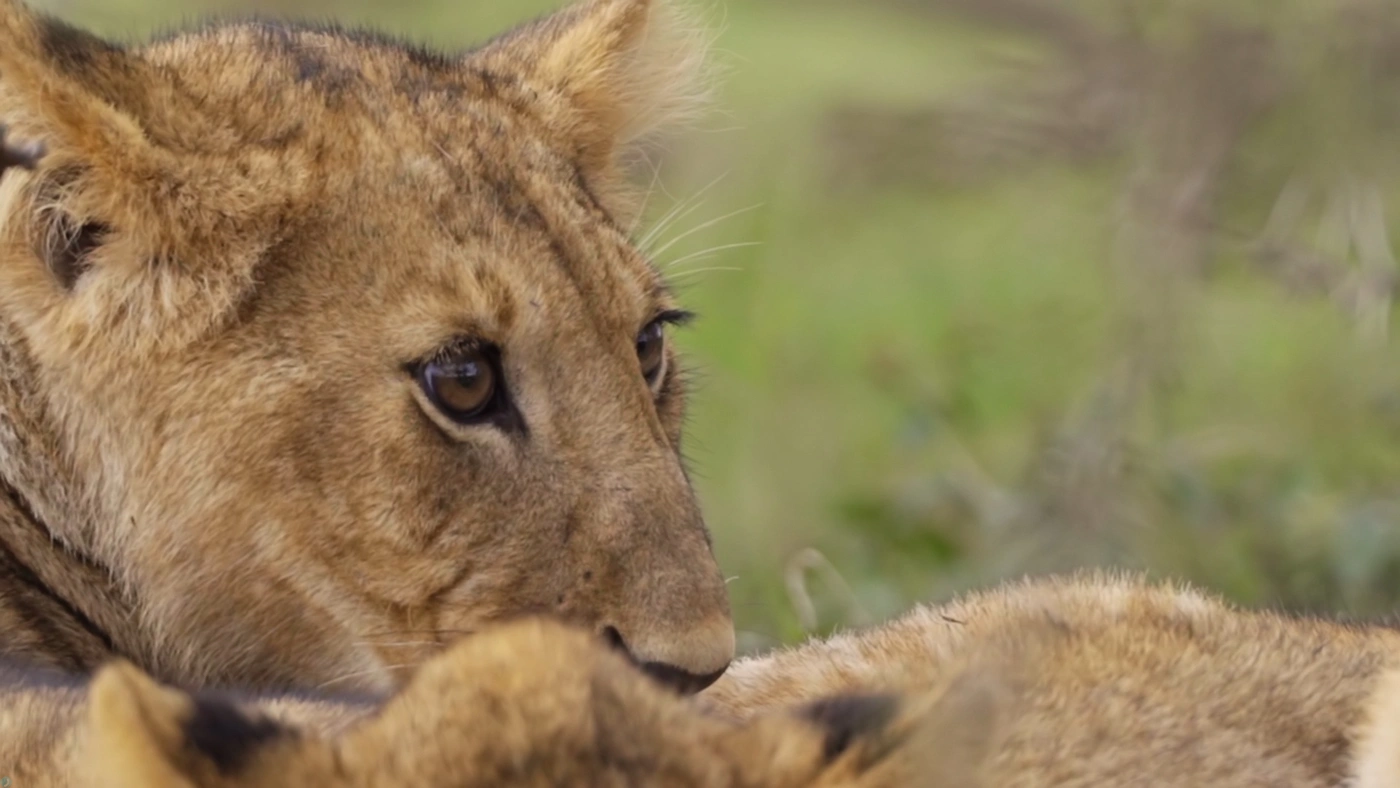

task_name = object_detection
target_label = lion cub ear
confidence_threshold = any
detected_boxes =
[86,661,296,788]
[469,0,712,215]
[901,670,1010,787]
[0,0,306,351]
[792,674,1008,787]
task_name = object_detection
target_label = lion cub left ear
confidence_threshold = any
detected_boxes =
[469,0,712,212]
[794,675,1009,787]
[85,662,296,788]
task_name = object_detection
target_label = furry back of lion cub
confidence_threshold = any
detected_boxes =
[67,572,1400,787]
[705,572,1400,787]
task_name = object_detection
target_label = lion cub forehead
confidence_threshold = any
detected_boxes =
[132,24,491,153]
[131,22,665,326]
[0,0,702,356]
[139,22,461,88]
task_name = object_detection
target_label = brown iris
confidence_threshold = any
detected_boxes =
[418,346,498,422]
[637,320,666,386]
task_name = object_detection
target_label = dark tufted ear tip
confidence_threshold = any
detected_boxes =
[799,693,902,762]
[0,124,46,177]
[87,660,306,787]
[184,692,295,775]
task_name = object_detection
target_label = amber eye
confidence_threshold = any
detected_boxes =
[417,346,498,423]
[637,320,667,386]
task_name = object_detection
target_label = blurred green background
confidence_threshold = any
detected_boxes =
[48,0,1400,652]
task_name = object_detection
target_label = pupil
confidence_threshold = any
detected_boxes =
[416,345,502,425]
[431,357,489,413]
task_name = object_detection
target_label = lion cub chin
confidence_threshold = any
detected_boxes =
[84,618,944,788]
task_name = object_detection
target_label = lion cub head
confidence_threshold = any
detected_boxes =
[0,0,731,692]
[86,619,945,788]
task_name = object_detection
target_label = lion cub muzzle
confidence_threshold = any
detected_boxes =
[602,618,735,693]
[577,483,736,693]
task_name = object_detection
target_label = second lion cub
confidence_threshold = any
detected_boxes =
[703,571,1400,786]
[84,572,1400,786]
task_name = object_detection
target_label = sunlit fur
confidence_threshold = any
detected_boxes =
[702,572,1400,786]
[0,0,737,777]
[85,618,934,788]
[84,571,1400,787]
[1353,663,1400,788]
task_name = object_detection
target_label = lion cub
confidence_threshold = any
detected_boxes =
[0,0,732,701]
[702,572,1400,786]
[86,572,1400,787]
[84,618,948,788]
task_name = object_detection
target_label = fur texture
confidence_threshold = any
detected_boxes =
[1353,664,1400,788]
[0,0,733,693]
[84,572,1400,787]
[0,0,738,778]
[83,617,934,788]
[702,572,1400,786]
[6,0,1398,783]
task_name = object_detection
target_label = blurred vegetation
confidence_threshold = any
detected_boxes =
[45,0,1400,652]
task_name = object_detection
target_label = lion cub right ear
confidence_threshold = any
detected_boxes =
[467,0,713,224]
[86,661,300,788]
[901,670,1010,787]
[792,671,1008,788]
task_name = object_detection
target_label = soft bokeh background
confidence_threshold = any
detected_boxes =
[47,0,1400,652]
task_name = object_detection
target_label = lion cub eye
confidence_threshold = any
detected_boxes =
[637,320,667,387]
[417,346,499,423]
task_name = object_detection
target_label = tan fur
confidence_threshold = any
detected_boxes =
[1353,664,1400,787]
[82,571,1400,787]
[0,0,733,699]
[6,0,1400,782]
[0,0,749,778]
[702,572,1400,786]
[25,570,1400,785]
[82,618,932,788]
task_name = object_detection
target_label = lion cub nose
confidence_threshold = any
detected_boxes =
[601,617,735,694]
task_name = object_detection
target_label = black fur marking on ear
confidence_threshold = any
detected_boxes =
[42,218,106,291]
[801,694,900,762]
[184,693,291,775]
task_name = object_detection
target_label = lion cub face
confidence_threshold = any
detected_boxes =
[0,0,731,690]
